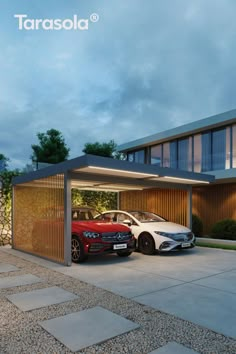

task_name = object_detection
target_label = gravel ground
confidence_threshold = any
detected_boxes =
[0,248,236,354]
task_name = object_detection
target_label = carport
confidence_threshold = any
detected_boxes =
[12,154,214,266]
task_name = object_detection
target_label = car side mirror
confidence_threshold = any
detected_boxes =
[123,219,132,227]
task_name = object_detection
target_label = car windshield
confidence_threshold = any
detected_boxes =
[128,211,166,223]
[72,208,97,221]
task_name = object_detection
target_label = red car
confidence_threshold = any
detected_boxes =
[71,207,135,262]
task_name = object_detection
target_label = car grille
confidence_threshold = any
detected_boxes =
[89,243,106,252]
[101,231,132,242]
[171,233,194,242]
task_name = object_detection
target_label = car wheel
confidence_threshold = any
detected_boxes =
[117,251,132,257]
[138,233,155,255]
[71,235,88,263]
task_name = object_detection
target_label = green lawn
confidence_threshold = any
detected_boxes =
[196,241,236,251]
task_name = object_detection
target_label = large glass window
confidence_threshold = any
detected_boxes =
[170,141,177,169]
[212,129,225,170]
[212,128,230,171]
[151,145,162,166]
[163,143,170,167]
[201,132,212,172]
[193,128,231,172]
[127,149,145,163]
[129,124,234,171]
[127,152,134,162]
[162,141,177,168]
[226,127,231,169]
[178,137,192,171]
[135,150,145,163]
[194,134,202,172]
[233,125,236,168]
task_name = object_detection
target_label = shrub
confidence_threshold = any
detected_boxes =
[71,189,117,212]
[192,214,203,237]
[211,219,236,240]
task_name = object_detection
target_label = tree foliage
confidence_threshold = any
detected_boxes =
[75,139,123,210]
[72,189,117,212]
[0,153,10,171]
[0,170,21,214]
[31,129,70,164]
[83,140,125,160]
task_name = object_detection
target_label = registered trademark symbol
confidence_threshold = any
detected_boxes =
[90,13,99,23]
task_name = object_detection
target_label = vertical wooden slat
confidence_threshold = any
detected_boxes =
[13,175,65,263]
[193,183,236,235]
[120,188,188,226]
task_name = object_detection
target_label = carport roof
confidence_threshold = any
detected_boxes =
[13,154,214,191]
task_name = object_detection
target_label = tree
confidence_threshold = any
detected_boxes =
[73,139,125,210]
[0,153,9,171]
[31,129,70,164]
[83,140,125,160]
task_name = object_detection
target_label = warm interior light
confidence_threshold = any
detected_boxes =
[71,181,144,191]
[71,181,97,187]
[71,182,143,192]
[96,184,143,190]
[86,166,159,178]
[75,186,121,192]
[163,176,210,184]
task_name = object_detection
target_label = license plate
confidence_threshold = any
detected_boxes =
[113,244,127,250]
[181,242,191,248]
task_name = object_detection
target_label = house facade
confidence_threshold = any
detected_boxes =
[118,109,236,234]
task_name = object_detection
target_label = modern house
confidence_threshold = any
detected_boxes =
[118,109,236,234]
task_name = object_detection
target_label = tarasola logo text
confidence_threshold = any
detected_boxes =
[14,14,99,31]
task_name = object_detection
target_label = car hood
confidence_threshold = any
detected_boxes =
[72,221,130,233]
[141,221,191,233]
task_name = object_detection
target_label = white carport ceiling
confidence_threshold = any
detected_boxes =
[13,154,215,191]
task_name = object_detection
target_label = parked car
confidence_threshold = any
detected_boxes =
[95,210,195,255]
[32,207,135,263]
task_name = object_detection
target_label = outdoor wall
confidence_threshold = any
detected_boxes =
[193,183,236,235]
[120,188,188,226]
[0,188,11,245]
[13,175,65,263]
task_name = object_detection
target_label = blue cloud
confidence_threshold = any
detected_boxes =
[1,0,236,169]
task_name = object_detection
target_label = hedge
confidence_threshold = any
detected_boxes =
[211,219,236,240]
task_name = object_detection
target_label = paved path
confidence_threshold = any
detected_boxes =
[58,247,236,339]
[1,246,236,353]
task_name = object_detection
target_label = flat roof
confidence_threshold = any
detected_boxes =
[13,154,214,190]
[118,108,236,152]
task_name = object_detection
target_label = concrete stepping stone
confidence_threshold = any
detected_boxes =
[0,263,19,273]
[7,286,78,311]
[149,342,200,354]
[40,306,139,352]
[0,274,41,289]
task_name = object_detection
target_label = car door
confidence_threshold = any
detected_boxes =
[116,212,140,240]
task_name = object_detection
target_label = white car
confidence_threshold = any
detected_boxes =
[96,210,195,255]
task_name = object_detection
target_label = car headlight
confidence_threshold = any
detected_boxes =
[154,231,174,237]
[83,231,100,239]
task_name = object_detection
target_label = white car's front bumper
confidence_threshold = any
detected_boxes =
[158,237,195,252]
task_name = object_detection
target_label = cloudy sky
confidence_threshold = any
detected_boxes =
[1,0,236,169]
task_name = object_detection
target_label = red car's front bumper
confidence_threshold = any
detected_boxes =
[83,237,136,255]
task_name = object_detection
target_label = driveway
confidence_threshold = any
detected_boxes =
[2,246,236,341]
[60,247,236,339]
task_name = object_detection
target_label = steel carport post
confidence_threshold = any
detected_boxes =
[64,172,72,266]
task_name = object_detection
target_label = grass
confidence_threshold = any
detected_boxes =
[196,241,236,251]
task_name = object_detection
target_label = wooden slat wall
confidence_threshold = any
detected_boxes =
[13,175,65,263]
[193,183,236,235]
[120,189,188,226]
